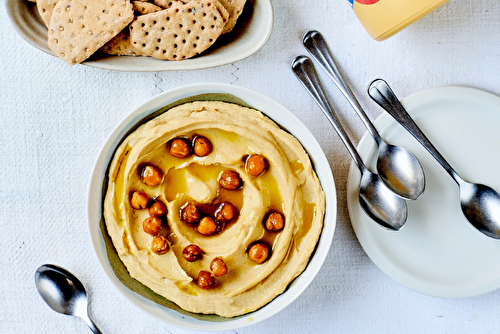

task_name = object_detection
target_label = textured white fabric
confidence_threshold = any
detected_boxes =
[2,0,500,333]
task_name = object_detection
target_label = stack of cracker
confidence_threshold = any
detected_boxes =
[33,0,247,65]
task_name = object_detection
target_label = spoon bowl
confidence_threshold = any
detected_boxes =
[368,78,500,239]
[359,169,408,230]
[459,182,500,239]
[303,30,425,200]
[377,140,425,200]
[292,55,407,230]
[35,264,102,334]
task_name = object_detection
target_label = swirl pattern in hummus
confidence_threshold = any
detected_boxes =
[103,101,325,317]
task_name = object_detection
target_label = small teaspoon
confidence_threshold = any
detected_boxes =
[35,264,102,334]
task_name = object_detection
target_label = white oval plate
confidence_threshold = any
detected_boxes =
[88,83,337,330]
[6,0,273,71]
[347,86,500,298]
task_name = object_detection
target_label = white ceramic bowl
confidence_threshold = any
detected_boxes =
[88,83,336,330]
[6,0,273,71]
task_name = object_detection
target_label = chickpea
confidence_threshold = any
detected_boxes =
[141,165,163,186]
[265,212,285,231]
[169,138,191,158]
[142,216,162,236]
[219,170,242,190]
[193,136,212,157]
[210,257,228,277]
[182,244,203,262]
[215,202,236,223]
[246,154,268,176]
[151,235,169,255]
[248,242,269,264]
[197,217,217,236]
[180,202,200,224]
[196,270,216,290]
[149,200,167,217]
[130,191,149,210]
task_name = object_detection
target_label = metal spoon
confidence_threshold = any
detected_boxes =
[303,30,425,200]
[368,78,500,239]
[35,264,102,333]
[292,56,407,230]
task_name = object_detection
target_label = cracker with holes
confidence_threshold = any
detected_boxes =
[132,1,163,15]
[101,30,145,56]
[218,0,246,34]
[36,0,59,27]
[159,0,242,34]
[153,0,230,31]
[129,0,226,61]
[209,0,230,26]
[152,0,184,9]
[47,0,134,65]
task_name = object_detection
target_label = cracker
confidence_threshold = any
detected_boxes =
[217,0,246,34]
[159,0,229,27]
[47,0,134,65]
[101,30,145,56]
[211,0,229,27]
[156,0,232,33]
[132,1,163,15]
[152,0,184,9]
[129,0,225,61]
[36,0,59,27]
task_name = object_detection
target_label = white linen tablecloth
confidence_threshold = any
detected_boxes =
[2,0,500,333]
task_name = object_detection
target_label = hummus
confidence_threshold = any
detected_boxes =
[103,101,325,317]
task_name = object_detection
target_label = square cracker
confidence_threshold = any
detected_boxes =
[129,0,225,61]
[47,0,134,65]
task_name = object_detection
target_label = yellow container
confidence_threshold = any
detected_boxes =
[349,0,450,41]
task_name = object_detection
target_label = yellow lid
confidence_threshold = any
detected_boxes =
[352,0,450,41]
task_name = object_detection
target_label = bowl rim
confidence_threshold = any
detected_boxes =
[5,0,274,71]
[87,83,337,331]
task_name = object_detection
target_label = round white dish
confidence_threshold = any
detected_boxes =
[88,83,337,330]
[347,86,500,298]
[6,0,273,71]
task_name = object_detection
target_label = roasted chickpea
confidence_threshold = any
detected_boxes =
[197,270,216,290]
[197,217,217,236]
[141,165,163,186]
[265,212,285,231]
[219,170,242,190]
[169,138,191,158]
[193,136,212,157]
[246,154,268,176]
[151,235,169,255]
[215,202,236,223]
[130,191,149,210]
[182,244,203,262]
[210,257,228,277]
[142,216,162,236]
[180,202,200,224]
[149,200,167,217]
[248,242,269,264]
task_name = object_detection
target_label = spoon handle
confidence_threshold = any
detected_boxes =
[367,79,462,185]
[303,30,381,143]
[292,55,366,172]
[82,314,103,334]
